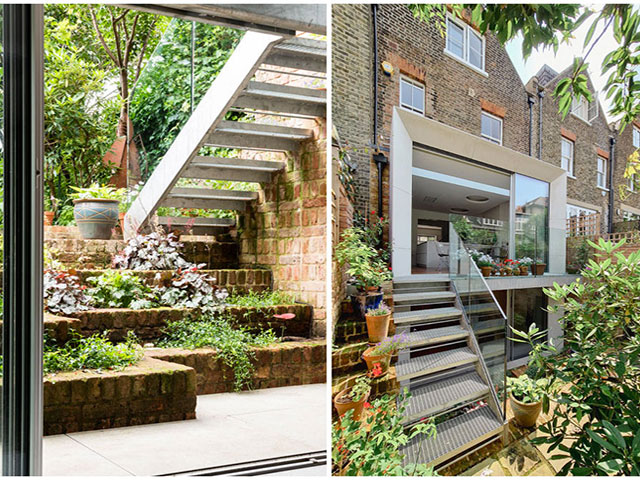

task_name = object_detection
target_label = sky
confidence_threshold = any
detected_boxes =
[505,6,619,123]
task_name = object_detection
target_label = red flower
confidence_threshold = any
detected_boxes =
[371,210,376,215]
[363,402,372,409]
[371,363,383,377]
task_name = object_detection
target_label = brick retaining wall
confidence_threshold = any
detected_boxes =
[147,341,326,394]
[43,357,196,435]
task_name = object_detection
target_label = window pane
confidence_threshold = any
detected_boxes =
[447,20,464,58]
[634,127,640,148]
[491,117,501,142]
[468,32,483,69]
[481,113,491,137]
[412,84,424,113]
[400,79,412,107]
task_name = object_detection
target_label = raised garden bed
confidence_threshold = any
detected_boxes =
[43,356,196,435]
[146,340,326,394]
[73,268,272,294]
[57,303,313,342]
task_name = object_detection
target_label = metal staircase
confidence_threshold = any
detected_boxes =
[124,32,326,238]
[393,224,508,470]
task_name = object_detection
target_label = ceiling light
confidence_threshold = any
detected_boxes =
[466,195,490,203]
[450,207,469,214]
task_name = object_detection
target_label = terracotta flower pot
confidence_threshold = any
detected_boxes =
[510,394,542,428]
[365,285,381,293]
[44,211,54,226]
[533,263,546,275]
[480,266,492,277]
[520,266,529,275]
[334,388,370,420]
[119,211,126,235]
[365,313,391,344]
[362,346,391,375]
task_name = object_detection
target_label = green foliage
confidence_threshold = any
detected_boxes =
[44,270,91,315]
[43,330,142,374]
[342,375,371,403]
[335,227,392,290]
[157,314,278,391]
[226,290,296,308]
[507,374,549,404]
[87,270,154,309]
[156,265,224,310]
[365,301,391,317]
[130,19,243,178]
[332,392,437,476]
[531,239,640,475]
[55,204,76,226]
[69,184,127,201]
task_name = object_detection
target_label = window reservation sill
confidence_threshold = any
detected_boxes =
[443,49,488,78]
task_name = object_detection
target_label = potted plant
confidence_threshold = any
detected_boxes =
[44,196,55,226]
[334,375,371,420]
[362,333,407,375]
[508,323,556,427]
[364,301,392,344]
[518,257,533,275]
[475,253,494,277]
[532,258,546,275]
[507,374,549,427]
[70,184,127,240]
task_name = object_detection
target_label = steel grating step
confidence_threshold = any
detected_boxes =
[403,372,490,424]
[396,347,478,382]
[394,307,462,326]
[404,325,469,348]
[401,405,503,467]
[393,291,455,305]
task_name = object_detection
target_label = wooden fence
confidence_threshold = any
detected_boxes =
[566,212,601,237]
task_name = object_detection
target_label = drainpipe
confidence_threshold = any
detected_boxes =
[371,4,388,217]
[537,88,544,160]
[608,136,616,233]
[527,95,535,157]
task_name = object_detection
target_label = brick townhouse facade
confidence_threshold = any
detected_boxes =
[332,3,640,235]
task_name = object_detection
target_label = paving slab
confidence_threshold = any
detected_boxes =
[44,384,326,476]
[460,457,510,476]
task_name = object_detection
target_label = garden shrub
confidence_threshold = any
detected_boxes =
[112,231,190,270]
[87,270,155,309]
[156,264,226,310]
[44,330,142,374]
[332,392,436,476]
[226,290,296,307]
[44,270,91,315]
[157,314,278,391]
[535,239,640,475]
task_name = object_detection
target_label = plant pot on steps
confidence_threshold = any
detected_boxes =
[365,312,391,344]
[334,388,370,421]
[44,211,55,226]
[533,263,546,275]
[119,211,126,235]
[480,266,492,277]
[510,394,542,428]
[362,346,391,375]
[73,198,119,240]
[520,266,529,275]
[351,292,383,320]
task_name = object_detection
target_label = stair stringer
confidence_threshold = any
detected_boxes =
[124,31,284,239]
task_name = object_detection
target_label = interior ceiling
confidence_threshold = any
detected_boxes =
[411,148,510,216]
[123,4,326,35]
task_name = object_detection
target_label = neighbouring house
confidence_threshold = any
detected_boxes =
[332,3,639,471]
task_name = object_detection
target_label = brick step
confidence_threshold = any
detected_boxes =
[331,342,369,377]
[332,318,368,345]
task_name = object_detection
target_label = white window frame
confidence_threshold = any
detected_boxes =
[628,173,636,192]
[597,155,608,190]
[444,15,487,76]
[633,125,640,149]
[480,111,502,145]
[571,93,598,124]
[399,76,425,115]
[560,137,575,178]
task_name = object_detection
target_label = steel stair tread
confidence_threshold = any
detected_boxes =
[213,120,313,139]
[394,307,462,325]
[401,405,503,467]
[157,216,235,227]
[403,372,490,423]
[396,347,477,381]
[404,325,469,348]
[393,291,455,304]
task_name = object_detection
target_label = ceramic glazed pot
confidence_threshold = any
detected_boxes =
[362,346,391,375]
[480,266,492,277]
[73,199,119,240]
[351,292,383,320]
[44,211,54,226]
[533,263,546,275]
[510,394,542,428]
[334,388,370,420]
[365,312,391,344]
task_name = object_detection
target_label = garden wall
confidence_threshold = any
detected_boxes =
[147,340,326,394]
[60,303,314,343]
[237,123,327,338]
[43,357,196,435]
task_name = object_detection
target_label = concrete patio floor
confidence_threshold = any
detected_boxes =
[44,384,327,476]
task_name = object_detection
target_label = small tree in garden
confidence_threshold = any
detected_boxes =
[534,239,640,475]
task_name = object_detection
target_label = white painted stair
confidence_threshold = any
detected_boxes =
[125,33,326,238]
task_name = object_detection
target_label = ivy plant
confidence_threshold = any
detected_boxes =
[87,270,155,309]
